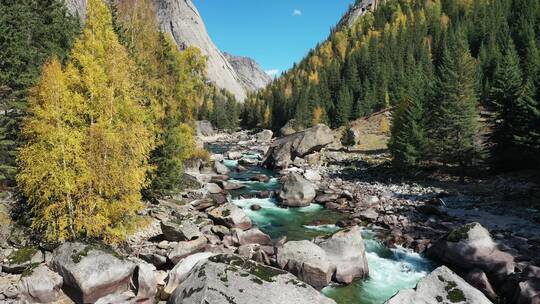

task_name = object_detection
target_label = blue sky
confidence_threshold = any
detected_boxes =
[193,0,355,77]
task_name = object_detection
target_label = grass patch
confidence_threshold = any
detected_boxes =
[8,247,38,265]
[447,224,475,242]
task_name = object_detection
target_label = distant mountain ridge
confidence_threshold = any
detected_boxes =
[64,0,269,101]
[224,52,272,93]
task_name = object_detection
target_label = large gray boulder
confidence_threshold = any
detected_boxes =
[277,240,333,289]
[279,173,316,207]
[134,261,157,301]
[255,129,274,142]
[385,266,493,304]
[428,222,515,283]
[315,226,369,284]
[163,252,215,298]
[280,119,302,136]
[514,278,540,304]
[208,203,252,230]
[168,254,336,304]
[18,265,64,303]
[50,242,135,303]
[263,124,334,169]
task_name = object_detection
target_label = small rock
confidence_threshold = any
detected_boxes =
[304,170,322,182]
[206,183,223,194]
[18,265,64,303]
[160,220,202,242]
[250,204,262,211]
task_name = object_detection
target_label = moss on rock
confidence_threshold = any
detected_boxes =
[8,247,38,265]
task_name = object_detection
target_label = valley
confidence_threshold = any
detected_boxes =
[1,0,540,303]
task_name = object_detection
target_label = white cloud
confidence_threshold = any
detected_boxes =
[265,69,280,77]
[293,9,302,16]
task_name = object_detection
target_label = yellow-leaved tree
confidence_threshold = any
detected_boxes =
[17,58,89,241]
[17,0,152,244]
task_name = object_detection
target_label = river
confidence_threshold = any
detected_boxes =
[208,143,434,304]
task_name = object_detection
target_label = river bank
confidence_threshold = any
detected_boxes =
[1,126,539,303]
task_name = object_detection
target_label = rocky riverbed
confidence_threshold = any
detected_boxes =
[1,125,539,303]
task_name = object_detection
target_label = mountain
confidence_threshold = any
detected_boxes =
[64,0,271,101]
[224,52,272,92]
[337,0,381,28]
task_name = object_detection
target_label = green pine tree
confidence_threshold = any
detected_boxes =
[429,31,480,169]
[334,86,353,127]
[489,39,528,170]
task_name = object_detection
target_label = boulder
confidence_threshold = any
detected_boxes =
[277,240,333,289]
[18,265,64,303]
[515,279,540,304]
[206,183,223,194]
[236,228,272,245]
[210,225,230,238]
[263,124,334,169]
[251,174,271,183]
[256,130,274,142]
[279,173,316,207]
[239,158,259,167]
[168,236,208,264]
[160,220,202,242]
[219,181,245,191]
[464,268,498,301]
[163,252,215,298]
[354,208,379,221]
[169,254,336,304]
[280,119,302,136]
[214,162,230,175]
[315,193,340,204]
[226,151,243,160]
[196,120,215,137]
[315,226,369,283]
[50,242,135,303]
[384,266,493,304]
[208,203,252,230]
[94,292,136,304]
[304,169,322,182]
[1,247,44,274]
[0,274,19,301]
[133,262,157,300]
[428,222,515,283]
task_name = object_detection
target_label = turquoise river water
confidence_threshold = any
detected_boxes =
[209,144,434,304]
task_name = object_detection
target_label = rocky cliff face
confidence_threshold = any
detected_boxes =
[224,52,272,92]
[338,0,382,28]
[153,0,247,101]
[64,0,254,101]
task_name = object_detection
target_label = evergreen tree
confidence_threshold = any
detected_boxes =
[0,0,79,185]
[489,39,527,169]
[429,31,480,168]
[334,86,353,127]
[389,98,427,167]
